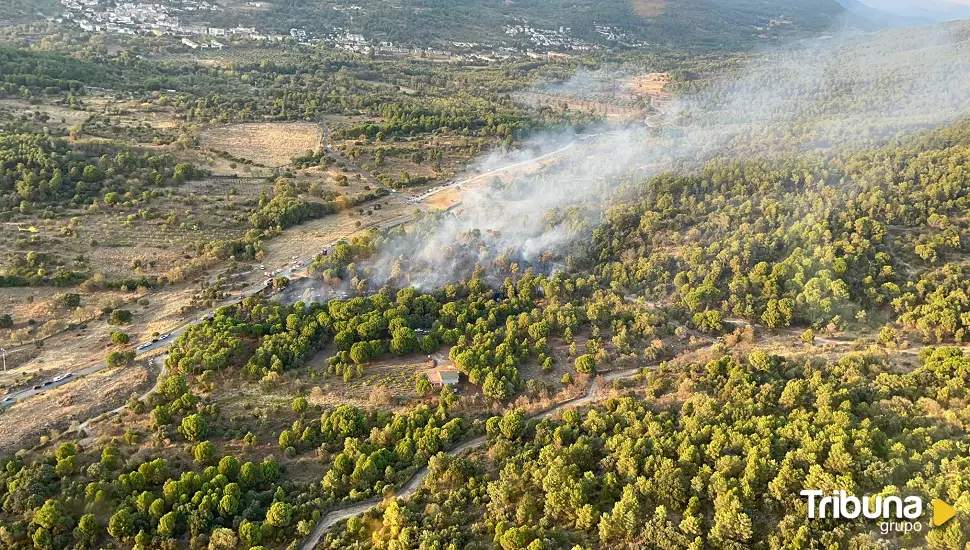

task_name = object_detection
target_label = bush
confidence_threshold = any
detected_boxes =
[108,309,132,325]
[574,354,596,374]
[105,350,135,368]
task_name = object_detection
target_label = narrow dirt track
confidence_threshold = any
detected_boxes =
[76,356,167,436]
[298,365,647,550]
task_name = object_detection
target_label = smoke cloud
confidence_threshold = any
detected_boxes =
[311,14,970,295]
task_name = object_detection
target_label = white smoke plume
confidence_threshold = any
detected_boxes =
[319,14,970,293]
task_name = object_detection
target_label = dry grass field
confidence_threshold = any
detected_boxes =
[516,72,669,123]
[0,186,253,281]
[422,187,462,211]
[305,355,429,407]
[328,132,483,185]
[0,285,135,347]
[0,282,194,385]
[180,176,273,197]
[0,361,152,452]
[169,147,278,177]
[0,99,90,130]
[627,72,671,99]
[258,199,413,270]
[515,90,643,121]
[200,122,321,167]
[630,0,667,18]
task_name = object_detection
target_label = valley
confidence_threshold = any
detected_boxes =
[1,2,970,550]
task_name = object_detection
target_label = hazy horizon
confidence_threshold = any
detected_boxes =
[857,0,970,21]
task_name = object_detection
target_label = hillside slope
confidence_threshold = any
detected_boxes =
[204,0,848,51]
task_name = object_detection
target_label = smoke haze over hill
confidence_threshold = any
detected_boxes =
[313,16,970,294]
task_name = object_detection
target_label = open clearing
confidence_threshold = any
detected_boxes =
[422,187,462,210]
[0,362,152,452]
[200,122,321,167]
[0,99,90,129]
[169,147,278,178]
[258,199,413,270]
[630,0,667,18]
[626,72,671,99]
[305,355,428,408]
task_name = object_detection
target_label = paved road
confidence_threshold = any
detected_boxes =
[0,238,335,410]
[0,134,587,409]
[0,330,188,409]
[406,141,578,204]
[297,365,646,550]
[0,286,266,410]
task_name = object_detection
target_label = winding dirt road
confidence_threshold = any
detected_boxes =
[297,365,646,550]
[75,355,167,436]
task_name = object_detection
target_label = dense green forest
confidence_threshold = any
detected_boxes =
[3,10,970,550]
[587,120,970,340]
[7,114,970,546]
[0,47,106,96]
[324,346,970,549]
[0,133,199,214]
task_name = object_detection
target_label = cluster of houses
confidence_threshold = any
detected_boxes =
[594,24,650,48]
[57,0,285,44]
[181,37,224,49]
[50,0,648,60]
[504,23,596,52]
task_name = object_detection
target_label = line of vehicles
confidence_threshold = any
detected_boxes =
[2,328,179,406]
[3,372,75,402]
[135,333,170,351]
[406,182,463,204]
[262,239,350,287]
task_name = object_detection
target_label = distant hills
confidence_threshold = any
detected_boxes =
[10,0,968,52]
[837,0,970,26]
[208,0,850,52]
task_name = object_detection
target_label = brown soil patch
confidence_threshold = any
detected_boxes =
[199,122,321,168]
[0,99,91,128]
[421,187,462,211]
[629,72,671,99]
